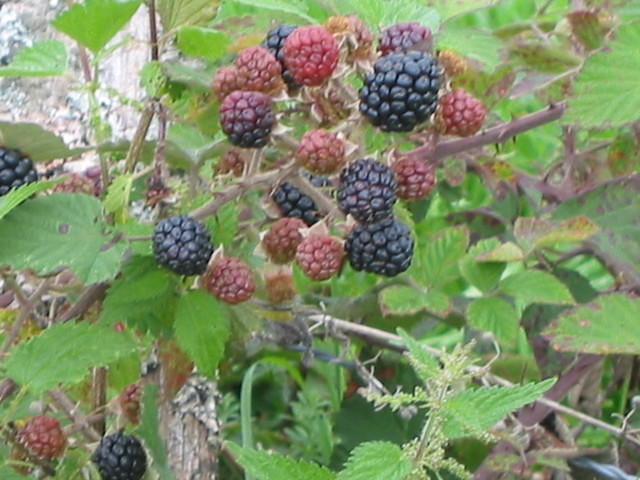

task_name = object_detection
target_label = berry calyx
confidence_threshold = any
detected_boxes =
[296,129,346,175]
[283,26,339,86]
[264,268,297,304]
[295,234,344,281]
[262,24,299,89]
[262,217,306,264]
[345,218,414,277]
[152,215,214,276]
[52,173,97,195]
[216,150,245,177]
[325,15,373,62]
[234,46,285,96]
[211,66,243,102]
[203,256,255,304]
[436,88,486,137]
[392,157,435,201]
[219,90,275,148]
[437,49,467,78]
[91,432,147,480]
[118,383,141,425]
[0,147,38,197]
[337,158,397,224]
[378,22,432,56]
[18,415,67,460]
[359,51,442,132]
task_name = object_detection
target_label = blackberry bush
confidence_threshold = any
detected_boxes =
[2,3,634,480]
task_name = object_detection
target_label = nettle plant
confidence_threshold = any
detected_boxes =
[1,0,640,479]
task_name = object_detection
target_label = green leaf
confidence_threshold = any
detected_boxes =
[337,441,411,480]
[136,384,176,480]
[431,0,502,20]
[500,270,574,306]
[161,62,212,91]
[418,225,469,288]
[397,328,439,380]
[176,26,229,60]
[459,239,506,293]
[0,40,67,77]
[566,23,640,127]
[174,291,230,376]
[213,201,239,249]
[104,174,133,223]
[5,322,137,394]
[0,179,62,220]
[227,442,337,480]
[101,256,178,333]
[228,0,316,23]
[552,176,640,285]
[335,0,439,30]
[437,25,502,72]
[0,122,89,162]
[0,194,126,284]
[514,216,599,254]
[509,40,581,74]
[379,286,450,316]
[475,242,524,262]
[0,467,30,480]
[443,378,556,439]
[51,0,142,54]
[544,294,640,354]
[157,0,220,30]
[466,297,519,347]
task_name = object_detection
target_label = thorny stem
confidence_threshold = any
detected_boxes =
[0,278,54,358]
[147,0,159,62]
[124,103,155,174]
[406,102,567,165]
[48,389,101,442]
[190,162,298,220]
[302,312,640,448]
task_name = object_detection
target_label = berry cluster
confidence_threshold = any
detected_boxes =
[146,18,487,300]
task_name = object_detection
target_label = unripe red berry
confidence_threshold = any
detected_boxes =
[295,234,344,281]
[203,257,256,304]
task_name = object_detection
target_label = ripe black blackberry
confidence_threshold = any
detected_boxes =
[345,217,414,277]
[262,24,299,88]
[0,146,38,196]
[91,432,147,480]
[359,51,441,132]
[337,158,396,224]
[271,173,329,226]
[152,215,213,275]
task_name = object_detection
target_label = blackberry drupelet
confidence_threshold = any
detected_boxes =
[0,146,38,196]
[91,432,147,480]
[337,158,396,224]
[345,217,414,277]
[271,173,329,226]
[359,51,441,132]
[152,215,213,276]
[262,24,299,88]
